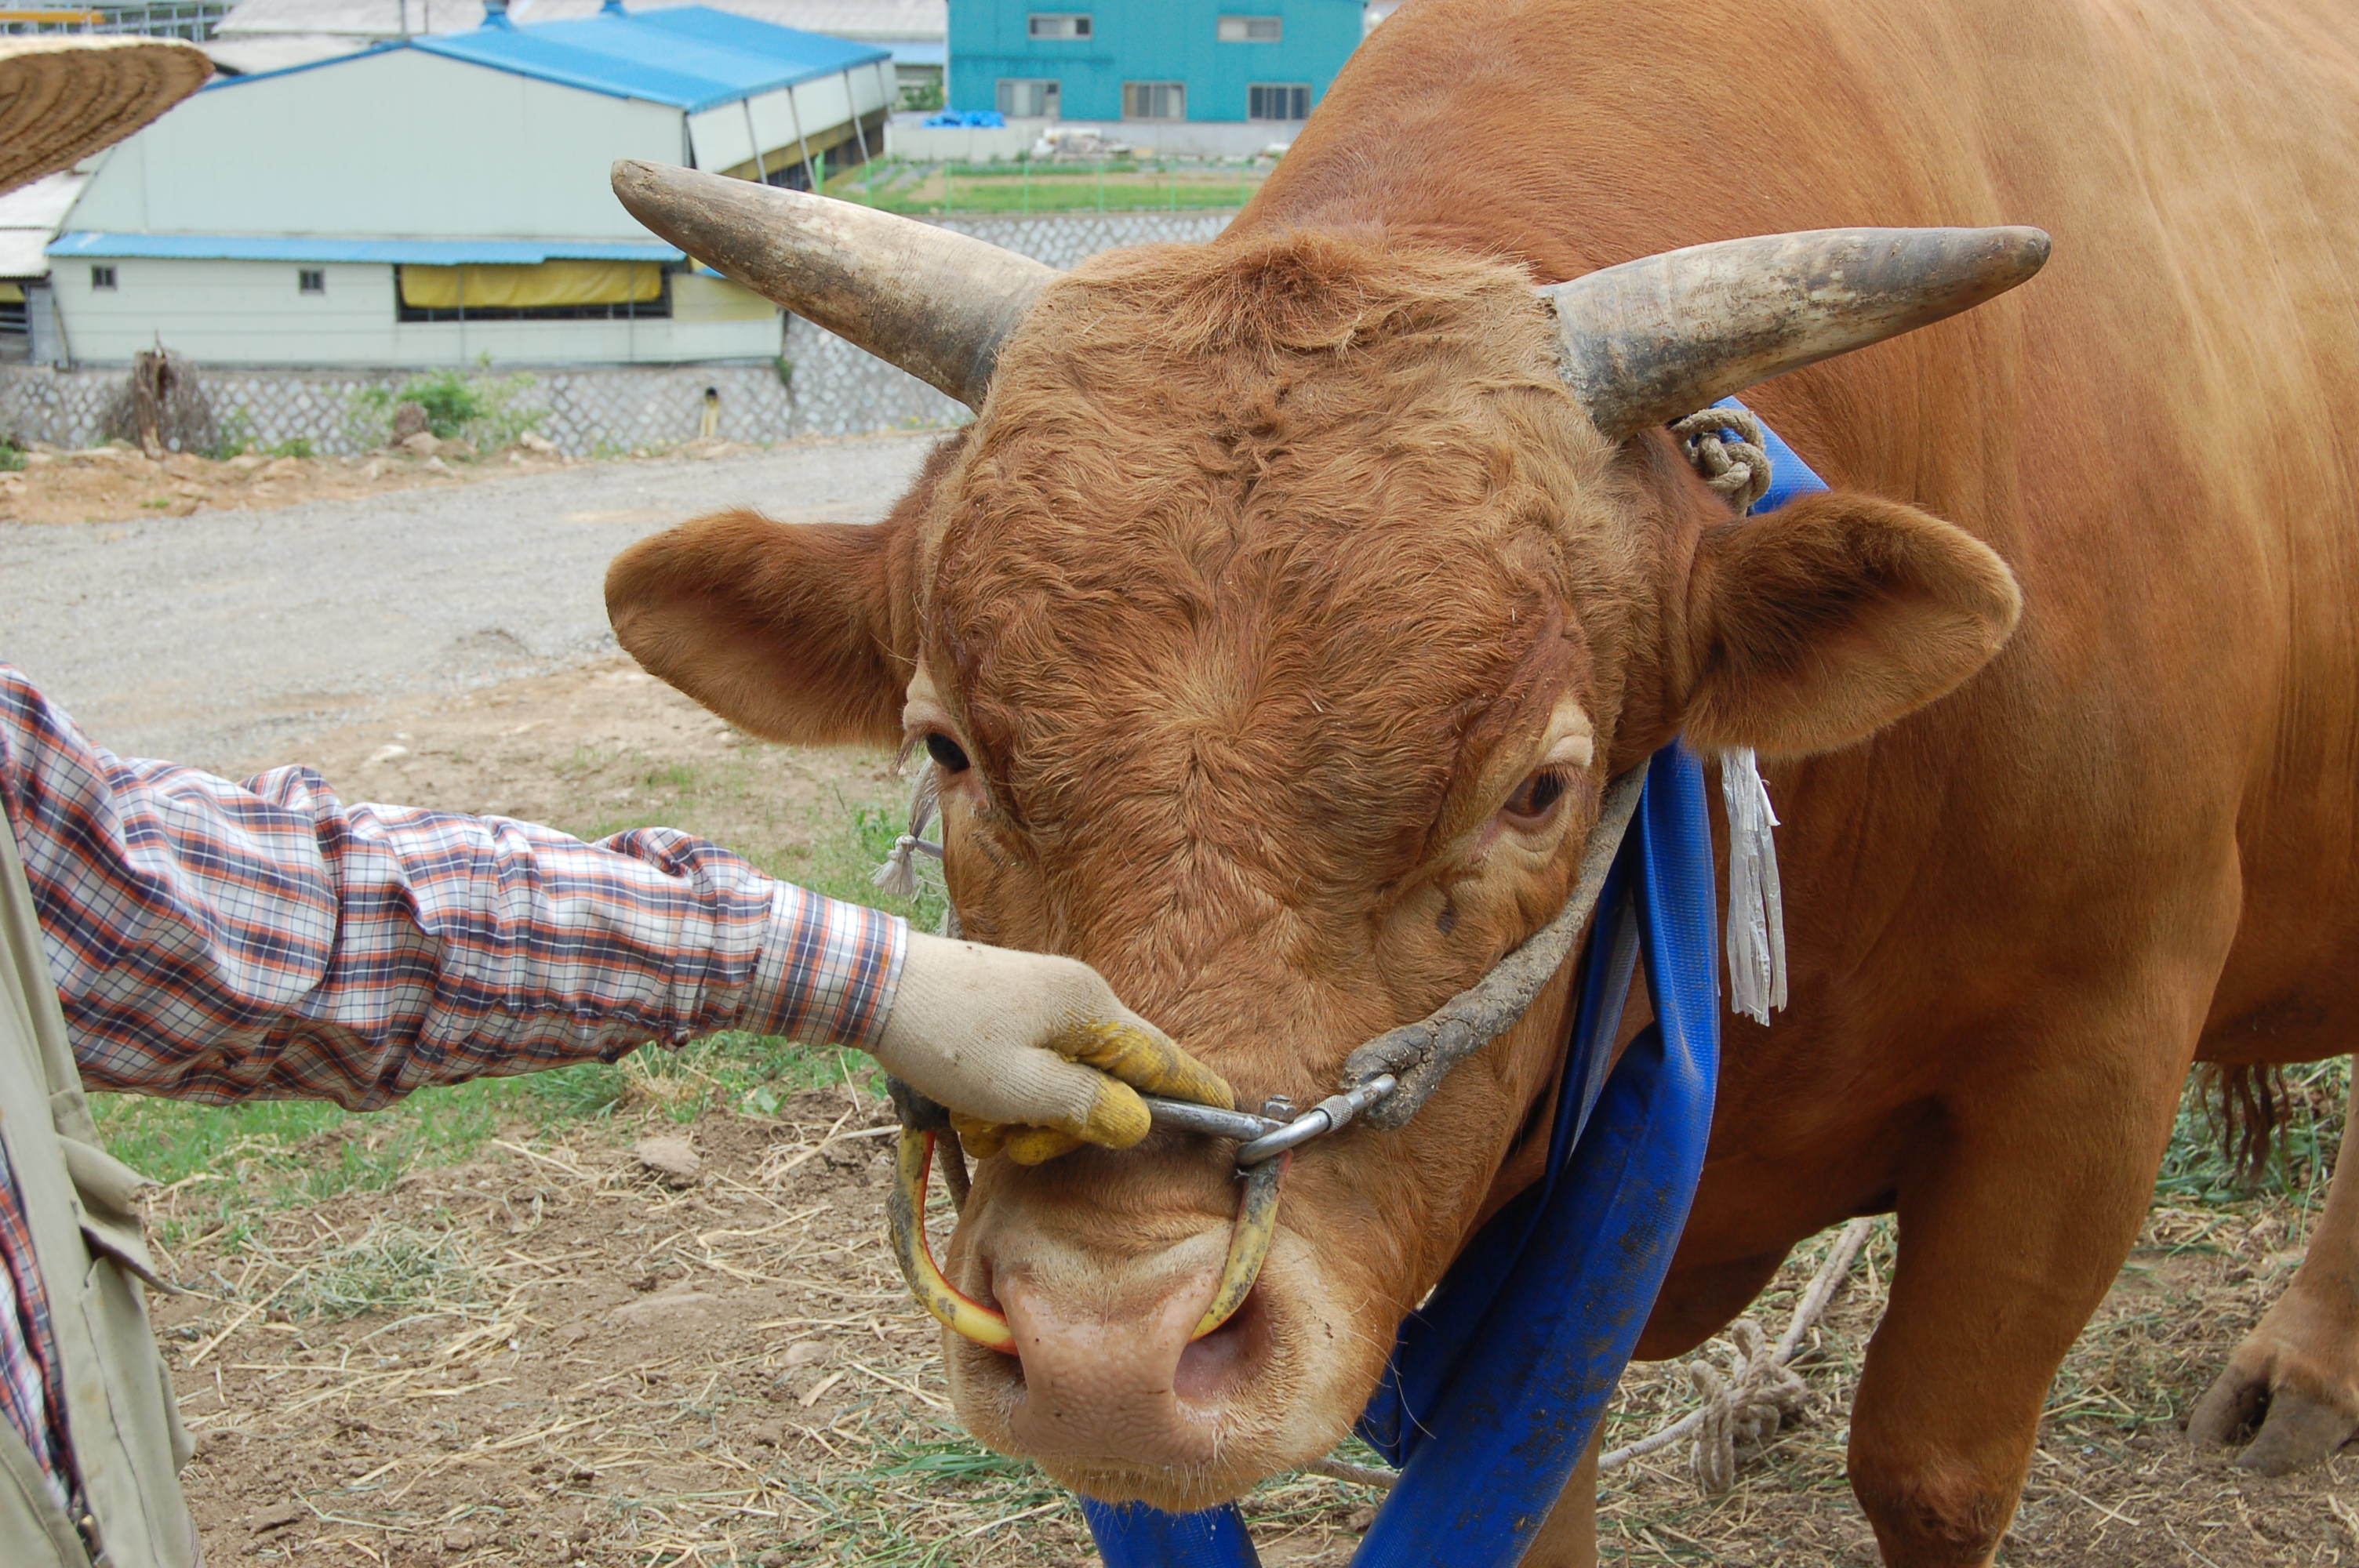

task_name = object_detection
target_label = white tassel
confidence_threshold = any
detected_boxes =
[1719,747,1787,1025]
[871,834,925,898]
[872,768,944,898]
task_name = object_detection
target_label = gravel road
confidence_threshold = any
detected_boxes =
[0,434,936,769]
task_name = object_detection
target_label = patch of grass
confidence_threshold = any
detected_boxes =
[95,1029,881,1210]
[202,409,256,460]
[2154,1055,2348,1205]
[350,355,547,449]
[827,155,1267,216]
[281,1218,484,1321]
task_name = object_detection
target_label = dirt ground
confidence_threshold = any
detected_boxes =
[104,665,2354,1566]
[0,435,768,528]
[233,659,885,838]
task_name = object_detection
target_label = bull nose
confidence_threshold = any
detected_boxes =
[995,1268,1272,1466]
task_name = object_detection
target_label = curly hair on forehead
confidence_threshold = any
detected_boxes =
[1051,226,1554,360]
[941,226,1623,557]
[904,229,1664,881]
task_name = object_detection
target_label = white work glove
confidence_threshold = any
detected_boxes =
[869,931,1234,1165]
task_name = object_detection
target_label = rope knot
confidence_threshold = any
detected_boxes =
[871,767,944,898]
[1685,1317,1812,1494]
[1597,1217,1876,1494]
[1670,405,1775,514]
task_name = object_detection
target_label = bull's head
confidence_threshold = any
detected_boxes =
[605,163,2033,1509]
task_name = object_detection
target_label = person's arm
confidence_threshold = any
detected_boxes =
[0,664,901,1108]
[0,664,1230,1148]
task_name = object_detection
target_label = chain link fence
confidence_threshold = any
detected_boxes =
[2,211,1233,452]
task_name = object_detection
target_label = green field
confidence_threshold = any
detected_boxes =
[825,157,1267,217]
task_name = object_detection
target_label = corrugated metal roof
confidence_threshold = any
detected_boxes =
[0,171,92,279]
[0,237,51,277]
[49,232,684,263]
[218,0,943,45]
[204,32,376,74]
[411,6,891,111]
[216,0,479,36]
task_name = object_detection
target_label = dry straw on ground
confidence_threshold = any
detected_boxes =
[113,666,2352,1566]
[135,1087,2351,1568]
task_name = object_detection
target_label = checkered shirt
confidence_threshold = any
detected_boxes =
[0,663,905,1501]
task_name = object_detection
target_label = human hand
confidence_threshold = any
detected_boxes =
[869,931,1232,1164]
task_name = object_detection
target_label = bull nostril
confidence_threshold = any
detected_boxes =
[1173,1282,1273,1405]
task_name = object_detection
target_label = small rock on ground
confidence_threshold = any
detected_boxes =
[634,1134,700,1187]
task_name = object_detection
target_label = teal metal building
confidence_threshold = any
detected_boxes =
[948,0,1361,125]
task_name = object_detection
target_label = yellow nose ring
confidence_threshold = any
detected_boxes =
[887,1129,1290,1355]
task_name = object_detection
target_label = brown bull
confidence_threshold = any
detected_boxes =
[601,0,2359,1561]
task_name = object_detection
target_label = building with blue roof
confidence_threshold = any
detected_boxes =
[39,1,893,368]
[948,0,1363,128]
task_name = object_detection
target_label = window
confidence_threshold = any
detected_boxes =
[1027,12,1089,38]
[0,284,27,360]
[1248,82,1310,120]
[1218,15,1282,41]
[89,265,116,292]
[1121,80,1186,119]
[997,78,1062,118]
[394,260,671,322]
[298,268,325,295]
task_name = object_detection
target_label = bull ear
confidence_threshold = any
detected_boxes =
[605,508,913,747]
[1674,492,2022,757]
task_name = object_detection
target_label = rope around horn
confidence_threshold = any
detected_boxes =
[1303,1218,1876,1497]
[1670,405,1775,514]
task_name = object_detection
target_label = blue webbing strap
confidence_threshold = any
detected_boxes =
[1086,743,1721,1566]
[1718,395,1831,509]
[1080,1503,1259,1567]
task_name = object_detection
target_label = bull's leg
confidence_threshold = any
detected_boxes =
[1517,1420,1601,1568]
[2187,1059,2359,1472]
[1845,1046,2186,1568]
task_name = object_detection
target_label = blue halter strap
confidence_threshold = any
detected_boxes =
[1085,400,1824,1566]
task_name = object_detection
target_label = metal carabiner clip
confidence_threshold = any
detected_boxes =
[1141,1073,1398,1167]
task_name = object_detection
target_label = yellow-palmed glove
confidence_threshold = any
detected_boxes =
[868,931,1234,1166]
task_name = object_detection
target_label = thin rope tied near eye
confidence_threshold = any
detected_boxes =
[1670,405,1775,514]
[1598,1217,1876,1492]
[872,765,942,898]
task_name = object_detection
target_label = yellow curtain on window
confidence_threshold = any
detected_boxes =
[398,260,663,310]
[0,283,21,304]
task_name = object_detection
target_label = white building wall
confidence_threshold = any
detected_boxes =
[690,65,889,172]
[69,50,690,242]
[56,256,781,367]
[686,102,756,175]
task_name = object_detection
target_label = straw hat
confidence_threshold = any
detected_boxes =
[0,34,211,197]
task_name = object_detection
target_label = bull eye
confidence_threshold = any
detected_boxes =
[1502,769,1568,829]
[924,732,971,774]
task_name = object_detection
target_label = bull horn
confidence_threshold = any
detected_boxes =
[612,160,1055,409]
[1543,226,2050,438]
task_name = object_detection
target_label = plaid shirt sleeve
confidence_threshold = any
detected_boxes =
[0,664,907,1109]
